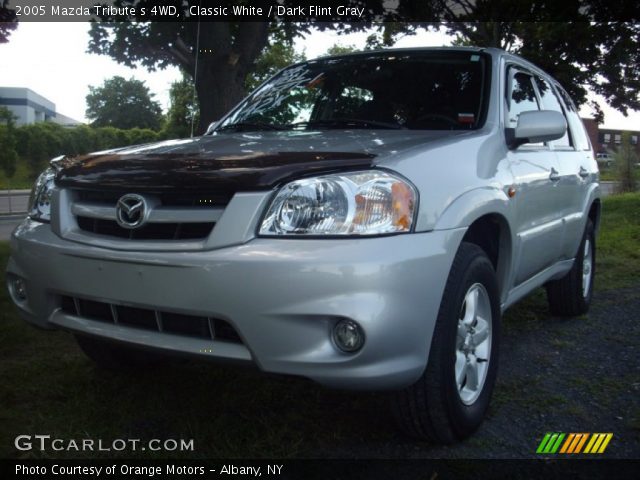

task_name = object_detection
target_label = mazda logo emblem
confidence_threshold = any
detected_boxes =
[115,194,147,229]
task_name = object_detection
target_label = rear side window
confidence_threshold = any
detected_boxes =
[507,71,539,128]
[556,86,591,151]
[534,77,570,148]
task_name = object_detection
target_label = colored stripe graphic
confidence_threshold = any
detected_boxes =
[537,433,566,453]
[540,433,613,454]
[584,433,600,453]
[536,433,552,453]
[550,433,565,453]
[573,433,589,453]
[559,433,575,453]
[584,433,614,454]
[597,433,613,453]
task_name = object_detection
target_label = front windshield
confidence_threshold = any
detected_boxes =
[217,51,488,132]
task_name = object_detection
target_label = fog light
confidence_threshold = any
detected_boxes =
[333,319,364,353]
[13,277,27,301]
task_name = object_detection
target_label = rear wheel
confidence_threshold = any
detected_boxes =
[393,242,501,442]
[75,335,163,371]
[546,219,595,316]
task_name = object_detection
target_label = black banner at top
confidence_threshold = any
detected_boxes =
[1,0,640,23]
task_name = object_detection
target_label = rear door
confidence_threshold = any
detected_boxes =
[554,84,596,258]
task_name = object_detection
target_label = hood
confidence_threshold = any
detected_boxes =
[55,129,470,192]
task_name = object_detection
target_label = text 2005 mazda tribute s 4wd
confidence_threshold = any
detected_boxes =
[7,48,600,442]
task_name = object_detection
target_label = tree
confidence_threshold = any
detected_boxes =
[0,107,18,180]
[245,38,306,91]
[164,73,199,138]
[87,1,439,133]
[0,1,18,44]
[324,44,358,56]
[370,1,640,122]
[615,132,638,193]
[86,76,163,130]
[89,2,640,132]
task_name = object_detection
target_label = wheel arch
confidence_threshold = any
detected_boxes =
[588,197,602,236]
[434,188,513,300]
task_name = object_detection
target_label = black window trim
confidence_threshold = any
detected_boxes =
[504,63,549,151]
[553,82,592,152]
[534,75,574,151]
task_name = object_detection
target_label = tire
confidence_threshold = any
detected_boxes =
[393,242,501,443]
[546,219,595,317]
[75,334,163,371]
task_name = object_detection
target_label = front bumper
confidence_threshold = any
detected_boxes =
[7,219,464,390]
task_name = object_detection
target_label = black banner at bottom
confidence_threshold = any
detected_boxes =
[3,458,640,480]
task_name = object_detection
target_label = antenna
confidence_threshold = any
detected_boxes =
[190,3,202,138]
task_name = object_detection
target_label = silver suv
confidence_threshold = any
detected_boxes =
[7,47,600,442]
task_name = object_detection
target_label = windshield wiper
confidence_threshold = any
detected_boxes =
[216,122,287,132]
[287,118,406,130]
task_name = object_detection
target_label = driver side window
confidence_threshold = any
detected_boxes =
[507,71,540,128]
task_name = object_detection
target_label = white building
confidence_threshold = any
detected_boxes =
[0,87,82,126]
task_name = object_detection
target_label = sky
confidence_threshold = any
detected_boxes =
[1,22,638,130]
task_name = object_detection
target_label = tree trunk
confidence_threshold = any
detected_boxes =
[196,62,247,134]
[192,22,270,135]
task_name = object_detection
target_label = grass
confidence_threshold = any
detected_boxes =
[0,162,39,191]
[0,194,638,458]
[598,164,640,183]
[595,192,640,289]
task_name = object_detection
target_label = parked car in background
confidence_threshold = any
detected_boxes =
[596,152,614,167]
[7,47,600,443]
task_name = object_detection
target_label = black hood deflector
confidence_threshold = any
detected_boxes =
[55,151,375,192]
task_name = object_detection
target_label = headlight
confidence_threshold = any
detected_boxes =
[28,167,56,223]
[259,170,417,236]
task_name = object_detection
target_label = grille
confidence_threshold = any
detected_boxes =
[76,190,234,208]
[60,295,243,344]
[70,190,230,241]
[76,217,214,240]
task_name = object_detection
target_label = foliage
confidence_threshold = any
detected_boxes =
[245,40,306,92]
[164,73,199,139]
[324,44,358,56]
[0,121,162,187]
[0,107,18,179]
[371,4,640,121]
[86,76,163,130]
[615,132,639,193]
[0,1,17,44]
[86,1,438,133]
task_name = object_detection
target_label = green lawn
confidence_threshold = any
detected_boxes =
[598,164,640,183]
[0,162,39,190]
[596,192,640,289]
[0,193,638,458]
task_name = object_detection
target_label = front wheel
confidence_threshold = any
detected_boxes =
[393,242,501,443]
[546,219,595,316]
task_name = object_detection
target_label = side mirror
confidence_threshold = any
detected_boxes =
[205,121,219,135]
[507,110,567,149]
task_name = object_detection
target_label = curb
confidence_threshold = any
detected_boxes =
[0,190,30,196]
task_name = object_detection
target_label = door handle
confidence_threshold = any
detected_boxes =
[549,168,560,182]
[579,167,589,178]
